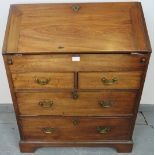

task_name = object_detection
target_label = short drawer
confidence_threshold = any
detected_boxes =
[20,117,132,141]
[79,71,143,89]
[12,72,74,90]
[7,54,148,73]
[17,91,136,116]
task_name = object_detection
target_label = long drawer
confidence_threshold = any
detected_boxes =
[79,71,143,89]
[16,91,137,116]
[8,54,148,73]
[20,117,132,141]
[12,72,74,90]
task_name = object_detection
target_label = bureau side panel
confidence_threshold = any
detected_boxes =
[3,55,24,139]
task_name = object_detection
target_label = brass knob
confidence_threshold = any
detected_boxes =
[39,100,53,108]
[101,77,118,85]
[99,100,112,108]
[96,126,111,134]
[72,91,79,100]
[35,77,50,85]
[72,5,80,12]
[140,57,146,63]
[7,59,13,65]
[42,127,55,134]
[73,118,79,126]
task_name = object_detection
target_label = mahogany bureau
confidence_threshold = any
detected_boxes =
[2,2,151,153]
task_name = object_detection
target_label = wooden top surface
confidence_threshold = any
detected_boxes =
[3,2,151,54]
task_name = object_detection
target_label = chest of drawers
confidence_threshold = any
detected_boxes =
[2,2,151,153]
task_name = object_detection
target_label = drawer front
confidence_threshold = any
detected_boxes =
[8,54,148,73]
[12,72,74,90]
[17,91,136,116]
[79,71,143,89]
[21,117,132,141]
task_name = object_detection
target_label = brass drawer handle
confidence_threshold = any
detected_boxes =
[42,127,55,134]
[96,126,111,134]
[72,91,79,100]
[99,100,112,108]
[101,77,118,85]
[39,100,53,108]
[72,5,80,12]
[35,77,51,85]
[73,118,79,126]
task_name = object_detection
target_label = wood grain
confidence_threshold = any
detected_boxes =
[79,71,143,89]
[16,91,137,116]
[2,2,151,153]
[3,2,151,53]
[20,117,132,141]
[8,54,149,73]
[12,72,74,89]
[2,55,24,140]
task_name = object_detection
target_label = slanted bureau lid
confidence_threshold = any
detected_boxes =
[3,2,151,54]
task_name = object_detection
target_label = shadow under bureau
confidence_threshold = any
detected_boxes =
[2,2,151,153]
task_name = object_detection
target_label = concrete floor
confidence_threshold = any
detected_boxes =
[0,110,153,155]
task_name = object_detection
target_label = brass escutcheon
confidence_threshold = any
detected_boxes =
[72,5,80,12]
[72,91,79,100]
[72,118,79,126]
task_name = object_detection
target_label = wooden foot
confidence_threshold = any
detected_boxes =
[114,143,133,153]
[19,140,133,153]
[19,142,38,153]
